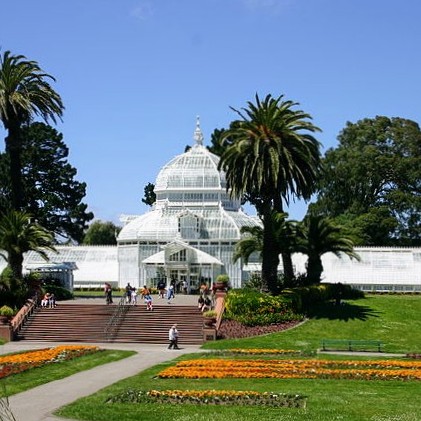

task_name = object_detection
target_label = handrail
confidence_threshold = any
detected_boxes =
[214,292,226,331]
[103,296,130,342]
[10,293,39,339]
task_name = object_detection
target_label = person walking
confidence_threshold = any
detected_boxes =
[157,280,166,299]
[166,283,175,304]
[105,284,113,305]
[181,280,188,294]
[131,288,138,305]
[125,283,132,304]
[168,324,180,349]
[144,293,153,311]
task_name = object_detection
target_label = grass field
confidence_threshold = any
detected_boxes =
[55,294,421,421]
[55,354,420,421]
[204,294,421,353]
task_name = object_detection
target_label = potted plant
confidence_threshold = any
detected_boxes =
[0,305,15,324]
[203,309,217,327]
[215,274,229,291]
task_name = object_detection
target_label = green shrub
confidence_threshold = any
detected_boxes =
[243,273,263,291]
[328,282,365,300]
[0,305,16,316]
[216,274,230,284]
[0,267,30,308]
[284,283,364,314]
[224,290,302,326]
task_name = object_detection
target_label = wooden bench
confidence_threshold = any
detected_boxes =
[321,339,383,352]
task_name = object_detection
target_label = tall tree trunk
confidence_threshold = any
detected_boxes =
[306,255,323,284]
[273,193,295,284]
[261,208,280,295]
[8,250,24,282]
[5,123,24,210]
[281,253,295,283]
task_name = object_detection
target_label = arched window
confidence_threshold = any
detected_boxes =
[178,212,200,239]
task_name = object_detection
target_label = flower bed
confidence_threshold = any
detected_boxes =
[107,388,306,407]
[0,345,100,379]
[217,319,301,339]
[226,348,301,355]
[158,358,421,381]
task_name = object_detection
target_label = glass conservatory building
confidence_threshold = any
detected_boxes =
[117,119,261,291]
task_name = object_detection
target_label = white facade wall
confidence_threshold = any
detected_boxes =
[1,246,421,291]
[117,245,140,286]
[319,247,421,291]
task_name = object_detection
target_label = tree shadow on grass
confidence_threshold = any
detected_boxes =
[307,300,382,321]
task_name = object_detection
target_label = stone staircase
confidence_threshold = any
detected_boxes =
[16,303,204,345]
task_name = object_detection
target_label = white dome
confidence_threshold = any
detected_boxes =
[118,118,259,243]
[155,143,225,191]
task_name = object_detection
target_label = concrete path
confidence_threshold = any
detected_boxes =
[2,341,202,421]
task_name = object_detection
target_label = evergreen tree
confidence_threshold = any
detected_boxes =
[0,123,93,243]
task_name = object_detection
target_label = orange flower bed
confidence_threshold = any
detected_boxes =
[0,345,100,379]
[227,348,300,355]
[158,358,421,381]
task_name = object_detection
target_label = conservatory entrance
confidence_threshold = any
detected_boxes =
[168,267,211,293]
[142,240,223,293]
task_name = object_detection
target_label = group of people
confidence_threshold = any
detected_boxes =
[197,294,212,312]
[124,283,136,305]
[41,293,56,308]
[124,283,154,310]
[197,282,214,312]
[157,280,177,303]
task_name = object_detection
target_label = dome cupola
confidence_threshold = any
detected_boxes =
[154,117,240,211]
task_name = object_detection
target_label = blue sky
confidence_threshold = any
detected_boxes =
[1,0,420,225]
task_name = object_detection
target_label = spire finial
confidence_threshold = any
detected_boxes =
[193,115,204,145]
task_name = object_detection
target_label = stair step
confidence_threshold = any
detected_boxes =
[17,303,205,345]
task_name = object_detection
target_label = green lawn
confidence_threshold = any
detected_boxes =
[56,355,421,421]
[55,294,421,421]
[203,294,421,353]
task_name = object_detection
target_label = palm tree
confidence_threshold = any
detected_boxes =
[219,94,321,293]
[233,225,264,265]
[0,210,56,281]
[233,212,299,293]
[0,50,64,210]
[296,213,360,284]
